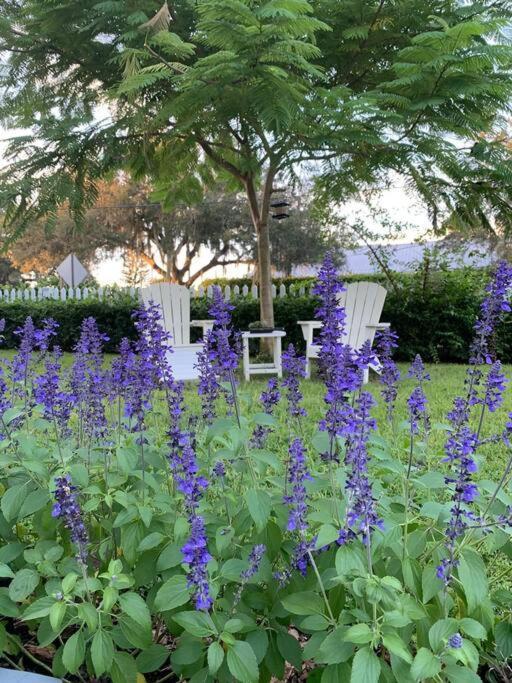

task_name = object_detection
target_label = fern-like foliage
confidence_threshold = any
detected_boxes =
[1,0,512,244]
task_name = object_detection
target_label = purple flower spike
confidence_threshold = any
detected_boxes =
[284,438,312,533]
[282,345,307,418]
[251,377,280,448]
[52,475,88,565]
[375,329,400,421]
[181,515,212,611]
[340,391,382,546]
[240,544,266,581]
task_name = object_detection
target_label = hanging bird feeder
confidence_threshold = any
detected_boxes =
[270,199,290,220]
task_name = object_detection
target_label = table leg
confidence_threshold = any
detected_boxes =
[243,337,250,381]
[274,336,283,378]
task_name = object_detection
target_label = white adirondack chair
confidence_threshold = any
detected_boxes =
[298,281,390,381]
[140,283,214,381]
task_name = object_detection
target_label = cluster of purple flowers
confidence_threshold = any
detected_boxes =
[437,261,512,585]
[406,355,430,437]
[52,474,89,565]
[197,287,240,420]
[284,438,312,533]
[34,347,73,436]
[166,381,212,610]
[251,378,280,448]
[282,345,306,419]
[339,391,382,546]
[240,544,266,581]
[71,317,109,442]
[11,317,58,397]
[375,329,400,421]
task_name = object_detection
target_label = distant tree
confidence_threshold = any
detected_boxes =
[2,0,512,324]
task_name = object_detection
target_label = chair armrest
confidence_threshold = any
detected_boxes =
[191,319,215,337]
[365,322,390,330]
[297,320,322,345]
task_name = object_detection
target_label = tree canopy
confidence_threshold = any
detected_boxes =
[1,0,512,321]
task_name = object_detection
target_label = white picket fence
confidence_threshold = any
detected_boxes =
[0,283,314,302]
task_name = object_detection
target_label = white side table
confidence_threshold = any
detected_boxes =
[241,330,286,381]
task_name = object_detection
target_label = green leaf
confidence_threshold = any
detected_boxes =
[49,601,67,631]
[111,651,138,683]
[156,543,182,571]
[19,489,50,519]
[495,621,512,659]
[444,664,482,683]
[118,591,151,630]
[458,549,488,613]
[62,631,85,674]
[173,611,217,637]
[227,640,259,683]
[0,588,20,617]
[22,596,55,621]
[350,647,381,683]
[315,524,339,549]
[77,602,98,631]
[154,575,190,612]
[281,591,324,616]
[276,632,302,669]
[429,618,458,651]
[0,564,14,579]
[1,484,28,521]
[459,618,487,640]
[136,643,169,673]
[345,623,373,645]
[335,545,365,576]
[410,648,441,681]
[421,564,443,603]
[245,489,271,531]
[208,641,224,675]
[91,629,115,676]
[382,632,412,663]
[317,627,353,665]
[119,614,153,649]
[137,532,165,552]
[9,568,39,602]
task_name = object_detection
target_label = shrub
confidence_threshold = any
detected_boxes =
[0,261,512,681]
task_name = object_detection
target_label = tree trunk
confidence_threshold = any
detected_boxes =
[256,218,274,326]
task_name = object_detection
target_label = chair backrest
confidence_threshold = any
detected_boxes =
[140,282,191,345]
[338,282,387,348]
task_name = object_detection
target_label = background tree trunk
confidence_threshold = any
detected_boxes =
[256,218,274,326]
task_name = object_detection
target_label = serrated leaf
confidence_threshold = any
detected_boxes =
[62,631,85,674]
[154,575,190,612]
[173,611,217,637]
[245,489,271,531]
[350,647,381,683]
[410,648,441,681]
[208,641,224,675]
[458,549,488,613]
[91,630,115,676]
[9,568,39,602]
[227,641,258,683]
[281,591,324,616]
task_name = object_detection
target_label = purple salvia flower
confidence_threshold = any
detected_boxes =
[181,515,212,611]
[375,329,401,420]
[0,363,11,440]
[240,544,266,581]
[71,317,109,442]
[196,330,221,423]
[52,474,88,565]
[313,254,362,462]
[339,391,382,546]
[408,354,431,382]
[284,438,312,533]
[132,302,174,389]
[251,377,280,448]
[11,316,36,388]
[465,261,512,405]
[448,633,463,649]
[212,461,226,478]
[479,361,507,413]
[33,318,59,353]
[407,386,428,436]
[437,400,480,585]
[34,346,73,436]
[282,345,307,419]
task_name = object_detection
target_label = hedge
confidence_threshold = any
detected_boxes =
[0,268,510,363]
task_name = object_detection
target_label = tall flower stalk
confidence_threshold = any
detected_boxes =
[375,328,400,422]
[250,377,280,448]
